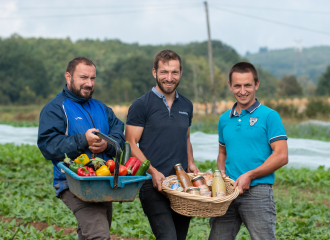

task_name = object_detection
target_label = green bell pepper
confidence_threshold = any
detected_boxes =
[69,162,84,173]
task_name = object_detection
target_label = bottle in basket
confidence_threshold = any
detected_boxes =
[212,170,226,198]
[174,163,193,191]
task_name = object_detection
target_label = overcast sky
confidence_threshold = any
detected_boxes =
[0,0,329,55]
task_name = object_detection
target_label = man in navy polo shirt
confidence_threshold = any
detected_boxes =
[125,49,200,240]
[209,62,288,240]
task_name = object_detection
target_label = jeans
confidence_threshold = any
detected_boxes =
[60,189,113,240]
[139,180,191,240]
[209,184,276,240]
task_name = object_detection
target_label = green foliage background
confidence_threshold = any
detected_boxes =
[246,46,330,84]
[0,34,281,105]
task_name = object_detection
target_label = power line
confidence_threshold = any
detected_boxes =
[211,6,330,37]
[0,2,199,11]
[0,4,200,20]
[3,2,330,15]
[212,3,330,15]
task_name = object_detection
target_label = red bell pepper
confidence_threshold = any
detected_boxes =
[131,160,142,176]
[77,166,96,177]
[124,157,137,169]
[124,157,142,175]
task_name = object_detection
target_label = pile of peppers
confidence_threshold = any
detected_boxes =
[63,152,150,177]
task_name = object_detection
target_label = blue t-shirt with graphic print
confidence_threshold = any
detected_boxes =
[218,99,287,186]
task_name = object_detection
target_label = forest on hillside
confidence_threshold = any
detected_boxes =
[246,46,330,87]
[0,34,280,105]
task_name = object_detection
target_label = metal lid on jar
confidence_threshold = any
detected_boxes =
[213,170,221,177]
[174,163,183,170]
[186,187,201,193]
[191,175,205,182]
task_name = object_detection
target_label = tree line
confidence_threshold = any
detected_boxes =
[2,34,328,106]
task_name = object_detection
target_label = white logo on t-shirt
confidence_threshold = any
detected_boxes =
[249,117,258,126]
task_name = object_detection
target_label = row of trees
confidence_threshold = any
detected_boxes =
[1,34,320,105]
[276,66,330,97]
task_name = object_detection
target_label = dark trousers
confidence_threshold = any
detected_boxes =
[60,189,113,240]
[139,180,191,240]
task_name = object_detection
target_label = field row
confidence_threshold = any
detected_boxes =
[1,144,330,239]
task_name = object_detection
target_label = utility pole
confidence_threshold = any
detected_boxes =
[204,1,217,114]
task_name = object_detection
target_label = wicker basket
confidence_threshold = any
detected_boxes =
[162,173,239,217]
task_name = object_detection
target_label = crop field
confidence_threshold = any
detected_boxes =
[1,144,330,239]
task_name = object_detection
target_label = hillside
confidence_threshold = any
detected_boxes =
[0,34,278,105]
[246,46,330,84]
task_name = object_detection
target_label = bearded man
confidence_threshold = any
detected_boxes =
[125,50,200,240]
[38,57,125,240]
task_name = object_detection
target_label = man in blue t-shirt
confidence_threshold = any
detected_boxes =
[209,62,288,240]
[125,50,200,240]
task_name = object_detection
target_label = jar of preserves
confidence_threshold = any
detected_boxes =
[212,170,226,198]
[202,169,214,188]
[186,187,201,195]
[174,163,193,191]
[191,175,210,195]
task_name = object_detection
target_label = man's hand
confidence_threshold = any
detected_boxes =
[187,163,200,175]
[85,128,101,146]
[89,139,108,153]
[233,172,253,195]
[151,169,166,192]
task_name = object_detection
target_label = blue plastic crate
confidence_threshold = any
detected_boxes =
[58,162,151,202]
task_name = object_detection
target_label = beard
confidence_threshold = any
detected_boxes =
[156,74,180,95]
[69,78,94,101]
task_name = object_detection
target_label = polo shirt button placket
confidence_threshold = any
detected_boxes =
[236,116,241,131]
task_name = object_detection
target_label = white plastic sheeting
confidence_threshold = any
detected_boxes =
[191,131,330,169]
[1,125,330,169]
[0,124,38,146]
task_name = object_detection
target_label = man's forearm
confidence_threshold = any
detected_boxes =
[129,141,147,162]
[217,153,226,170]
[187,141,195,165]
[248,150,288,180]
[128,140,158,175]
[217,145,226,171]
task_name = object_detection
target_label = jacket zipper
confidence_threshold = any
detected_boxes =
[81,104,105,159]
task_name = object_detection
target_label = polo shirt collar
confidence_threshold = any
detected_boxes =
[229,99,261,117]
[152,87,179,99]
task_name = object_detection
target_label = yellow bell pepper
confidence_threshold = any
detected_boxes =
[74,154,90,165]
[96,165,111,176]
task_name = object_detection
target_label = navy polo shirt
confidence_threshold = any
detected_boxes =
[126,87,193,177]
[218,99,287,186]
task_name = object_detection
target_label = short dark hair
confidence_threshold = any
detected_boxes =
[153,50,182,72]
[229,62,258,85]
[66,57,95,75]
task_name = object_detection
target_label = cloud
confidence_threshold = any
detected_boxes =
[0,0,329,55]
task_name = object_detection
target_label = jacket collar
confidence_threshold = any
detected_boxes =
[63,85,90,104]
[229,99,261,117]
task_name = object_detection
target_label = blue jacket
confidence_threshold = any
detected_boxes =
[38,85,125,196]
